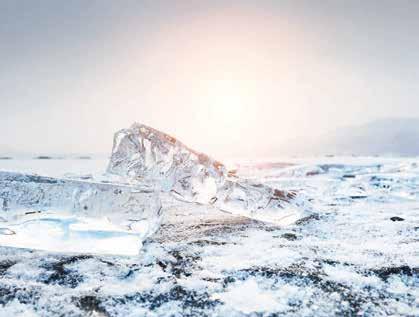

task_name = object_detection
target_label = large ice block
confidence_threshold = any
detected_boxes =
[0,171,162,255]
[108,123,312,225]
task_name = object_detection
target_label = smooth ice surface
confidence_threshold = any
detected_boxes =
[108,123,312,225]
[0,171,161,255]
[0,156,417,316]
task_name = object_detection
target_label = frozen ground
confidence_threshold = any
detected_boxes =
[0,157,418,316]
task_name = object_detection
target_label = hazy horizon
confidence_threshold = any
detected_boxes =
[2,1,419,158]
[2,116,419,159]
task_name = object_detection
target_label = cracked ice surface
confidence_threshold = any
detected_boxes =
[0,156,418,316]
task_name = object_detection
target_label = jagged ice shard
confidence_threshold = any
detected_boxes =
[108,123,312,225]
[0,171,162,255]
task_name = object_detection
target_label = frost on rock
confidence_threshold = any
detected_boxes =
[0,171,162,255]
[0,157,418,316]
[107,123,312,224]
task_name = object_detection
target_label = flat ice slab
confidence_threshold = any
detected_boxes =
[0,213,144,256]
[0,171,161,255]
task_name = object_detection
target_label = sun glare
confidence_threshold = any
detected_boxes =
[196,78,254,143]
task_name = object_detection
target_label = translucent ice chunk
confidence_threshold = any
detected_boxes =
[108,123,312,224]
[0,171,161,255]
[213,180,310,225]
[107,123,225,182]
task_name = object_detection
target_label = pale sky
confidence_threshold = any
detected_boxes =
[1,0,419,158]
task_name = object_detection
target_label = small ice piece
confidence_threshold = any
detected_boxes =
[214,180,310,225]
[0,171,162,255]
[108,123,312,224]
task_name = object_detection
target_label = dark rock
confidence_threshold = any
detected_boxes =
[77,295,108,316]
[109,285,220,315]
[222,276,236,288]
[342,174,356,179]
[166,250,201,278]
[188,239,228,246]
[390,216,405,222]
[40,255,93,288]
[295,213,320,225]
[0,260,16,275]
[0,286,19,305]
[0,285,42,306]
[371,266,418,280]
[350,196,368,200]
[281,233,298,241]
[34,156,53,160]
[157,285,221,311]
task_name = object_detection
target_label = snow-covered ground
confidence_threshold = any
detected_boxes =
[0,157,418,316]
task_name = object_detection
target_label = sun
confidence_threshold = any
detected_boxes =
[189,77,261,157]
[203,79,252,131]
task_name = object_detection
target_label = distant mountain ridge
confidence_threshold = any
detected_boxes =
[281,118,419,156]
